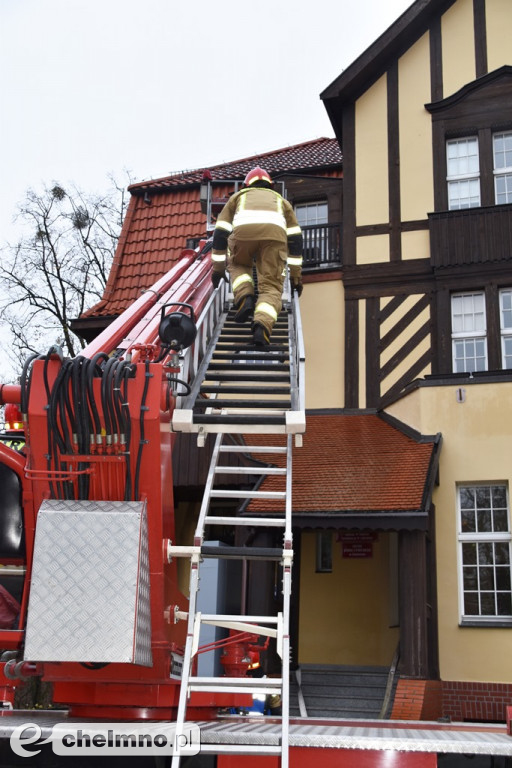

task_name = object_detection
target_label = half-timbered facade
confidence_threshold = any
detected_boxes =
[320,0,512,721]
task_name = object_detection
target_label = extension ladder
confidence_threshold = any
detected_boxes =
[169,282,304,767]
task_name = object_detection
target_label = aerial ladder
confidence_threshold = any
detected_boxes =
[168,269,306,767]
[0,243,304,767]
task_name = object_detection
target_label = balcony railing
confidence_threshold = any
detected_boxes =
[301,223,342,270]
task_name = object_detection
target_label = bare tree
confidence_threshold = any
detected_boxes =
[0,174,131,377]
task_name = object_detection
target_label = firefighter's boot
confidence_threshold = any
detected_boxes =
[233,294,255,324]
[252,323,270,347]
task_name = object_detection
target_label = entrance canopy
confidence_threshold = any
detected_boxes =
[244,411,441,531]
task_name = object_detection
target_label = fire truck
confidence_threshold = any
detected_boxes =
[0,242,306,767]
[0,245,510,768]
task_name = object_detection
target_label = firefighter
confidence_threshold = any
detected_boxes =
[211,167,303,346]
[1,403,25,453]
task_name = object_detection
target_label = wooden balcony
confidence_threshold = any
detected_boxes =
[428,203,512,271]
[301,223,342,271]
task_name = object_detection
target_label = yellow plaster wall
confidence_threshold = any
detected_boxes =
[401,230,431,261]
[298,531,399,665]
[355,74,389,227]
[398,32,434,221]
[441,0,476,97]
[486,0,512,71]
[301,280,344,409]
[385,382,512,682]
[356,234,390,265]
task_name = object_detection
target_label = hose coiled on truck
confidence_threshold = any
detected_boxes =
[42,351,136,501]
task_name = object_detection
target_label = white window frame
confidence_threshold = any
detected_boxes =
[451,291,488,373]
[446,136,481,210]
[457,483,512,624]
[294,201,328,227]
[493,131,512,205]
[500,288,512,369]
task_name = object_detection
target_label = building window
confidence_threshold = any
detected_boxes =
[446,137,480,210]
[295,201,328,227]
[494,132,512,205]
[316,530,332,573]
[451,291,487,372]
[500,289,512,369]
[458,484,512,621]
[295,202,329,267]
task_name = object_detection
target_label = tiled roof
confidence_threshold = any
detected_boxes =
[244,413,437,516]
[82,138,342,320]
[128,138,342,192]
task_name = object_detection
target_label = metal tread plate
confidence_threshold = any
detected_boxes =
[194,718,512,755]
[24,500,152,666]
[1,714,511,756]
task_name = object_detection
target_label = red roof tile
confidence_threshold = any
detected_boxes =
[128,138,342,192]
[83,138,342,320]
[243,413,437,516]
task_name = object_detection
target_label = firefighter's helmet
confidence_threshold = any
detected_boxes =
[4,403,23,432]
[244,167,273,187]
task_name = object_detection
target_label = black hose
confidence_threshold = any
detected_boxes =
[134,361,151,501]
[87,353,109,445]
[122,363,135,501]
[20,353,40,415]
[42,353,58,499]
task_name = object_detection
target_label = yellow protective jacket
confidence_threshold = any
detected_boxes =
[212,186,303,277]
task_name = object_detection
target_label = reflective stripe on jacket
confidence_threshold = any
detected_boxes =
[212,187,303,273]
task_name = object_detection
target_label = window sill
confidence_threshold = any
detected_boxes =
[460,619,512,628]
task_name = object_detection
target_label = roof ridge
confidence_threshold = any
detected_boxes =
[128,136,341,191]
[206,136,336,170]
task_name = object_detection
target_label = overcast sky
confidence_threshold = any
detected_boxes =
[0,0,413,242]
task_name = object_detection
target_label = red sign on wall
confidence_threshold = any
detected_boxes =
[338,532,378,558]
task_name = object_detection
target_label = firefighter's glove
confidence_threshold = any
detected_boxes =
[212,270,228,288]
[291,277,303,297]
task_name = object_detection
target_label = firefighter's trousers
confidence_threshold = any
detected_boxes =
[227,237,287,335]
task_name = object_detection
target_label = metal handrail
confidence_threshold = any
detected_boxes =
[175,279,229,409]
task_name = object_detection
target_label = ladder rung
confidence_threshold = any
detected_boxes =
[214,344,288,353]
[204,515,286,526]
[194,414,286,424]
[207,363,290,371]
[203,373,290,382]
[200,614,279,624]
[189,677,282,692]
[210,490,286,499]
[201,386,291,395]
[201,545,284,560]
[219,445,287,453]
[194,399,291,409]
[214,465,286,475]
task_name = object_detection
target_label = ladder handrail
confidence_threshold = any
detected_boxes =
[176,279,229,409]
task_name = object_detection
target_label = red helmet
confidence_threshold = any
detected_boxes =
[4,403,23,432]
[244,167,273,187]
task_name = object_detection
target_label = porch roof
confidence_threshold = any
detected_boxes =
[243,412,441,530]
